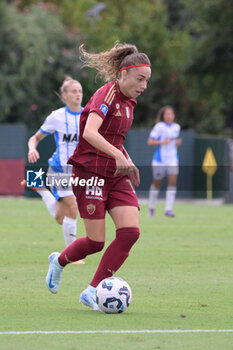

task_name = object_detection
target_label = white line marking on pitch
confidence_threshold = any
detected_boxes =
[0,330,233,335]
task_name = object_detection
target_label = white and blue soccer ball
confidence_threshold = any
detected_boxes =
[96,277,132,314]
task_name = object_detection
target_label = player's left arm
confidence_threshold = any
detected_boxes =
[175,137,182,147]
[175,125,182,147]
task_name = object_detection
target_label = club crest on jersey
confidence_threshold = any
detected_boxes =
[100,104,108,116]
[125,107,130,118]
[86,203,96,215]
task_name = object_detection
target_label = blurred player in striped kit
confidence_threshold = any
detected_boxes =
[25,77,84,260]
[148,106,182,217]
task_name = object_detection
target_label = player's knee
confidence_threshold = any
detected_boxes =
[65,205,77,219]
[69,211,77,220]
[116,227,140,248]
[55,214,63,225]
[95,241,105,252]
[87,237,105,253]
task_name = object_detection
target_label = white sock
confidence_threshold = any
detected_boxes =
[62,216,77,246]
[36,188,56,218]
[148,183,159,210]
[165,186,176,211]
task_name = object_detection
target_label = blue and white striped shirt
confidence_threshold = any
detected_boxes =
[40,106,83,172]
[149,122,181,165]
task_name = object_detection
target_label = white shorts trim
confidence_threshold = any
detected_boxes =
[152,161,179,180]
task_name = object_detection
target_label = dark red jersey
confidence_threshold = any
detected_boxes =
[68,81,137,176]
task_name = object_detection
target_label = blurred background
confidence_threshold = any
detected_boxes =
[0,0,232,200]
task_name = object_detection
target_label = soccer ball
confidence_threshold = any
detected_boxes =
[96,277,132,314]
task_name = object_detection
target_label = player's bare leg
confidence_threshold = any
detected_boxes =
[21,179,57,218]
[148,179,162,217]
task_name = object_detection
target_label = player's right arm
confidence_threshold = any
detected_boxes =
[28,111,56,163]
[147,124,170,146]
[82,82,136,181]
[84,114,139,185]
[83,112,131,175]
[147,138,170,146]
[28,130,47,163]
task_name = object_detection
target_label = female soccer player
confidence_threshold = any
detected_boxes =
[26,77,85,253]
[148,106,182,217]
[46,43,151,311]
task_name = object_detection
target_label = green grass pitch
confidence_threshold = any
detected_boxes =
[0,197,232,350]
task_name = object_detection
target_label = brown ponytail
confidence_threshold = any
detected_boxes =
[80,42,151,82]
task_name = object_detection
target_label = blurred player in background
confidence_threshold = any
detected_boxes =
[147,106,182,217]
[46,43,151,311]
[25,77,84,260]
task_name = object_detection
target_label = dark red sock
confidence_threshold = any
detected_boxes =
[90,227,140,287]
[58,236,105,267]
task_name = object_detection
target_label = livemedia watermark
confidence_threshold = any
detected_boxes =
[26,168,105,189]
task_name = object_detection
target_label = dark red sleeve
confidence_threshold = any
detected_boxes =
[89,82,115,120]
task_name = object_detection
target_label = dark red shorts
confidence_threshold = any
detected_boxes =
[72,166,139,219]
